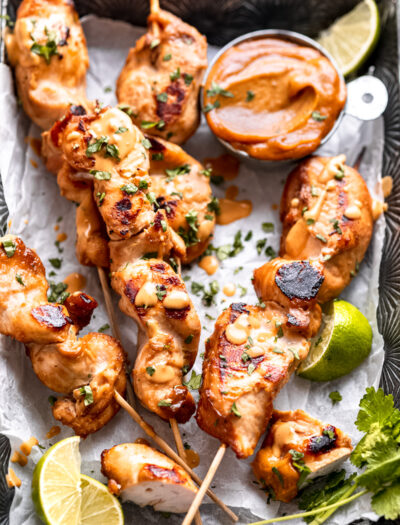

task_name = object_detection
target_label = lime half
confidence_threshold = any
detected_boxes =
[80,474,124,525]
[32,436,81,525]
[297,300,372,381]
[317,0,380,76]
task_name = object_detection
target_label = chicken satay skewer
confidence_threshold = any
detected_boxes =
[182,444,227,525]
[114,390,238,521]
[183,155,376,519]
[98,256,203,524]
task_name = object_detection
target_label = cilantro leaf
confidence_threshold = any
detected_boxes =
[355,387,400,433]
[183,370,202,390]
[371,482,400,520]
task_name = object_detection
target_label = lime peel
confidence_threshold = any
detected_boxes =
[317,0,380,76]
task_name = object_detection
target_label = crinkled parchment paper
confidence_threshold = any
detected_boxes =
[0,16,386,525]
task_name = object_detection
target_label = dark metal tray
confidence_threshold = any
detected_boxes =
[0,0,399,523]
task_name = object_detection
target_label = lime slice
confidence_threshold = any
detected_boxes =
[32,436,81,525]
[80,474,124,525]
[297,300,372,381]
[317,0,380,76]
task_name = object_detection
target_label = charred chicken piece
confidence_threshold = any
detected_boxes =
[0,235,72,344]
[0,235,126,436]
[252,410,352,502]
[5,0,88,130]
[117,9,207,144]
[276,155,373,303]
[49,105,152,241]
[101,443,197,513]
[196,303,321,459]
[253,258,324,338]
[147,136,215,263]
[43,105,215,424]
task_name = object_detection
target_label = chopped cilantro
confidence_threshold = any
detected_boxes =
[183,370,202,390]
[79,385,93,406]
[312,111,327,122]
[329,391,342,404]
[2,239,16,258]
[206,81,234,98]
[203,100,221,113]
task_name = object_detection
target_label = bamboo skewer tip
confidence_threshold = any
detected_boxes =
[113,391,237,522]
[182,444,227,525]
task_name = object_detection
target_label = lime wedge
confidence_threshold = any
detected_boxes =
[297,300,372,381]
[80,474,124,525]
[32,436,81,525]
[317,0,380,76]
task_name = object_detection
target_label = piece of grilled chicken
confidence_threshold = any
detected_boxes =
[196,294,322,459]
[197,155,374,459]
[117,8,207,144]
[5,0,88,130]
[42,104,216,422]
[101,443,197,513]
[0,235,126,436]
[252,410,352,502]
[254,155,374,304]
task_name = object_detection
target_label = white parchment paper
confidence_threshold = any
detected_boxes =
[0,16,386,525]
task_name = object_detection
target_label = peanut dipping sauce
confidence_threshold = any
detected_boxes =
[198,255,219,275]
[63,273,86,293]
[204,37,346,160]
[218,185,252,225]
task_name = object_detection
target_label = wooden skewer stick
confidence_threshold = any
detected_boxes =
[182,444,227,525]
[114,391,237,522]
[150,0,160,38]
[170,418,202,525]
[97,266,122,342]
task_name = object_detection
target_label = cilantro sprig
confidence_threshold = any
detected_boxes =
[249,387,400,524]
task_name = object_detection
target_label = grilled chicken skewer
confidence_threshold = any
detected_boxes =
[43,103,216,424]
[101,442,198,513]
[6,4,230,514]
[117,4,207,144]
[198,154,373,459]
[254,155,374,303]
[0,235,126,435]
[252,410,353,502]
[185,155,374,521]
[5,0,88,130]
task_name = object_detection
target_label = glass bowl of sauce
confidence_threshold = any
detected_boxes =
[202,30,347,163]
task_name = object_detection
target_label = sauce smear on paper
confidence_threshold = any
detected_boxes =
[6,468,21,488]
[199,255,219,275]
[64,273,86,293]
[203,154,240,181]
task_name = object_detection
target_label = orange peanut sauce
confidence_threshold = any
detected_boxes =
[63,273,86,293]
[20,437,38,456]
[185,449,200,469]
[204,37,346,160]
[217,185,252,225]
[11,451,28,467]
[30,159,38,169]
[199,255,219,275]
[222,283,236,297]
[29,137,42,156]
[203,154,240,181]
[135,437,151,446]
[46,426,61,439]
[56,232,68,243]
[372,199,388,221]
[6,468,21,488]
